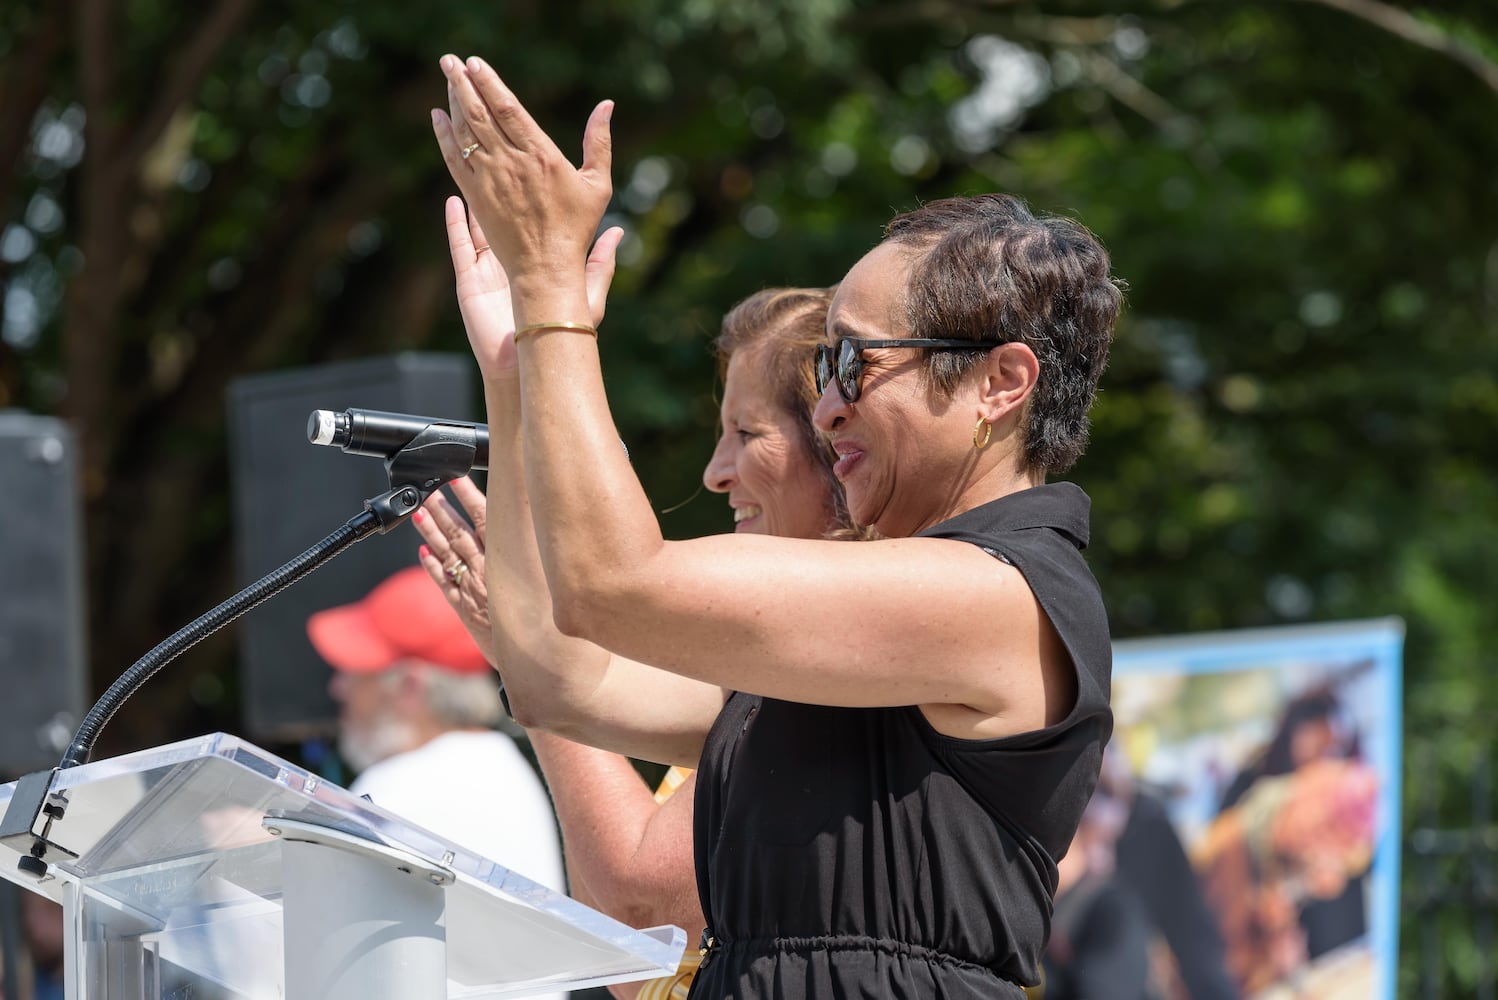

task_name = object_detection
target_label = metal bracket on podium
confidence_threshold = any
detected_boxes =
[265,815,455,1000]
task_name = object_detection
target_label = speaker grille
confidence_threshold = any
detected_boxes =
[227,353,476,741]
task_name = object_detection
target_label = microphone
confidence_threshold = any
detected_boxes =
[308,408,490,470]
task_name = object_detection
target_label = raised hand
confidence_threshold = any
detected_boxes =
[415,476,494,663]
[444,197,624,380]
[431,55,614,318]
[445,201,515,377]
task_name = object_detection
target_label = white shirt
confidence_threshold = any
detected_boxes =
[350,728,565,894]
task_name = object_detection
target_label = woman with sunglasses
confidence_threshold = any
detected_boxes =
[432,55,1122,1000]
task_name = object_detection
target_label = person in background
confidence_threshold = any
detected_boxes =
[1212,685,1370,979]
[22,893,63,1000]
[1218,687,1354,815]
[1110,747,1239,1000]
[1042,779,1154,1000]
[306,566,565,897]
[1046,745,1240,1000]
[415,281,859,999]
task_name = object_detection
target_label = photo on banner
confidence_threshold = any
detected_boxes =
[1110,618,1404,1000]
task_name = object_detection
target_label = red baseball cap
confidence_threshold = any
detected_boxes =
[307,566,489,674]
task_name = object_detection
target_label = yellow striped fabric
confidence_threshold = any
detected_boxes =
[635,950,703,1000]
[652,765,694,804]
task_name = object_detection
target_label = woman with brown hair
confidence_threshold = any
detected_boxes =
[415,280,857,999]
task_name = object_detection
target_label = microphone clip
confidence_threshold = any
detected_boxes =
[365,425,480,534]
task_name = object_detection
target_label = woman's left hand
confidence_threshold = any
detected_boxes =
[432,54,613,311]
[414,476,494,664]
[445,201,519,379]
[445,197,625,381]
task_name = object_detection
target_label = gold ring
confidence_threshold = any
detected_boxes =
[474,243,490,254]
[460,141,482,160]
[444,561,468,584]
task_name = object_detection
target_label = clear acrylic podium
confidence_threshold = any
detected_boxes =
[0,732,686,1000]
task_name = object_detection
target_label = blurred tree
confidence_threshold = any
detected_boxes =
[1,0,1495,992]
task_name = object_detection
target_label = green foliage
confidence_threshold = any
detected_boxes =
[2,0,1497,991]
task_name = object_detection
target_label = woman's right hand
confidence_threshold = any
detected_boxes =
[445,198,623,381]
[414,476,495,663]
[432,55,614,317]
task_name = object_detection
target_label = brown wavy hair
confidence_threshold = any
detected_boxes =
[713,287,867,538]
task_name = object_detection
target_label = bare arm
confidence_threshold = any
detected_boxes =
[432,58,1070,742]
[423,199,724,765]
[564,873,645,1000]
[415,486,702,994]
[530,731,703,934]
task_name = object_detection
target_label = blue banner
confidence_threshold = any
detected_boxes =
[1098,618,1404,1000]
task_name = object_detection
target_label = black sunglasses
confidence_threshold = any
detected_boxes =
[814,337,995,403]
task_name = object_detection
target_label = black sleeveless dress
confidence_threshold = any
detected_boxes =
[688,483,1113,999]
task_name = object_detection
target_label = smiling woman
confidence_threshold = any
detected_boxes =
[413,281,855,1000]
[702,288,842,541]
[430,52,1122,1000]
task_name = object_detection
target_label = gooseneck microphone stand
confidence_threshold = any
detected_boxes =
[0,423,482,881]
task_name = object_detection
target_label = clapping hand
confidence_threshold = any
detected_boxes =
[432,54,614,326]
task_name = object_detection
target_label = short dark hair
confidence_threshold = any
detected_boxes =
[882,193,1123,474]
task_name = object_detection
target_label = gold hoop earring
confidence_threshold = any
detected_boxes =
[973,418,992,450]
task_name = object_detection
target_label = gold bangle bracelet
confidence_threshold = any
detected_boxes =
[515,321,598,340]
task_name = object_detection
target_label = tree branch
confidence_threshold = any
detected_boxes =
[0,3,70,215]
[123,0,256,169]
[64,0,126,481]
[1288,0,1498,97]
[833,0,1024,30]
[1080,49,1187,127]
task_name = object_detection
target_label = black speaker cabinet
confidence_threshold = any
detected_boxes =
[0,412,88,775]
[227,353,476,741]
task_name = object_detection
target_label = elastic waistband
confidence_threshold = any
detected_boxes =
[711,933,997,976]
